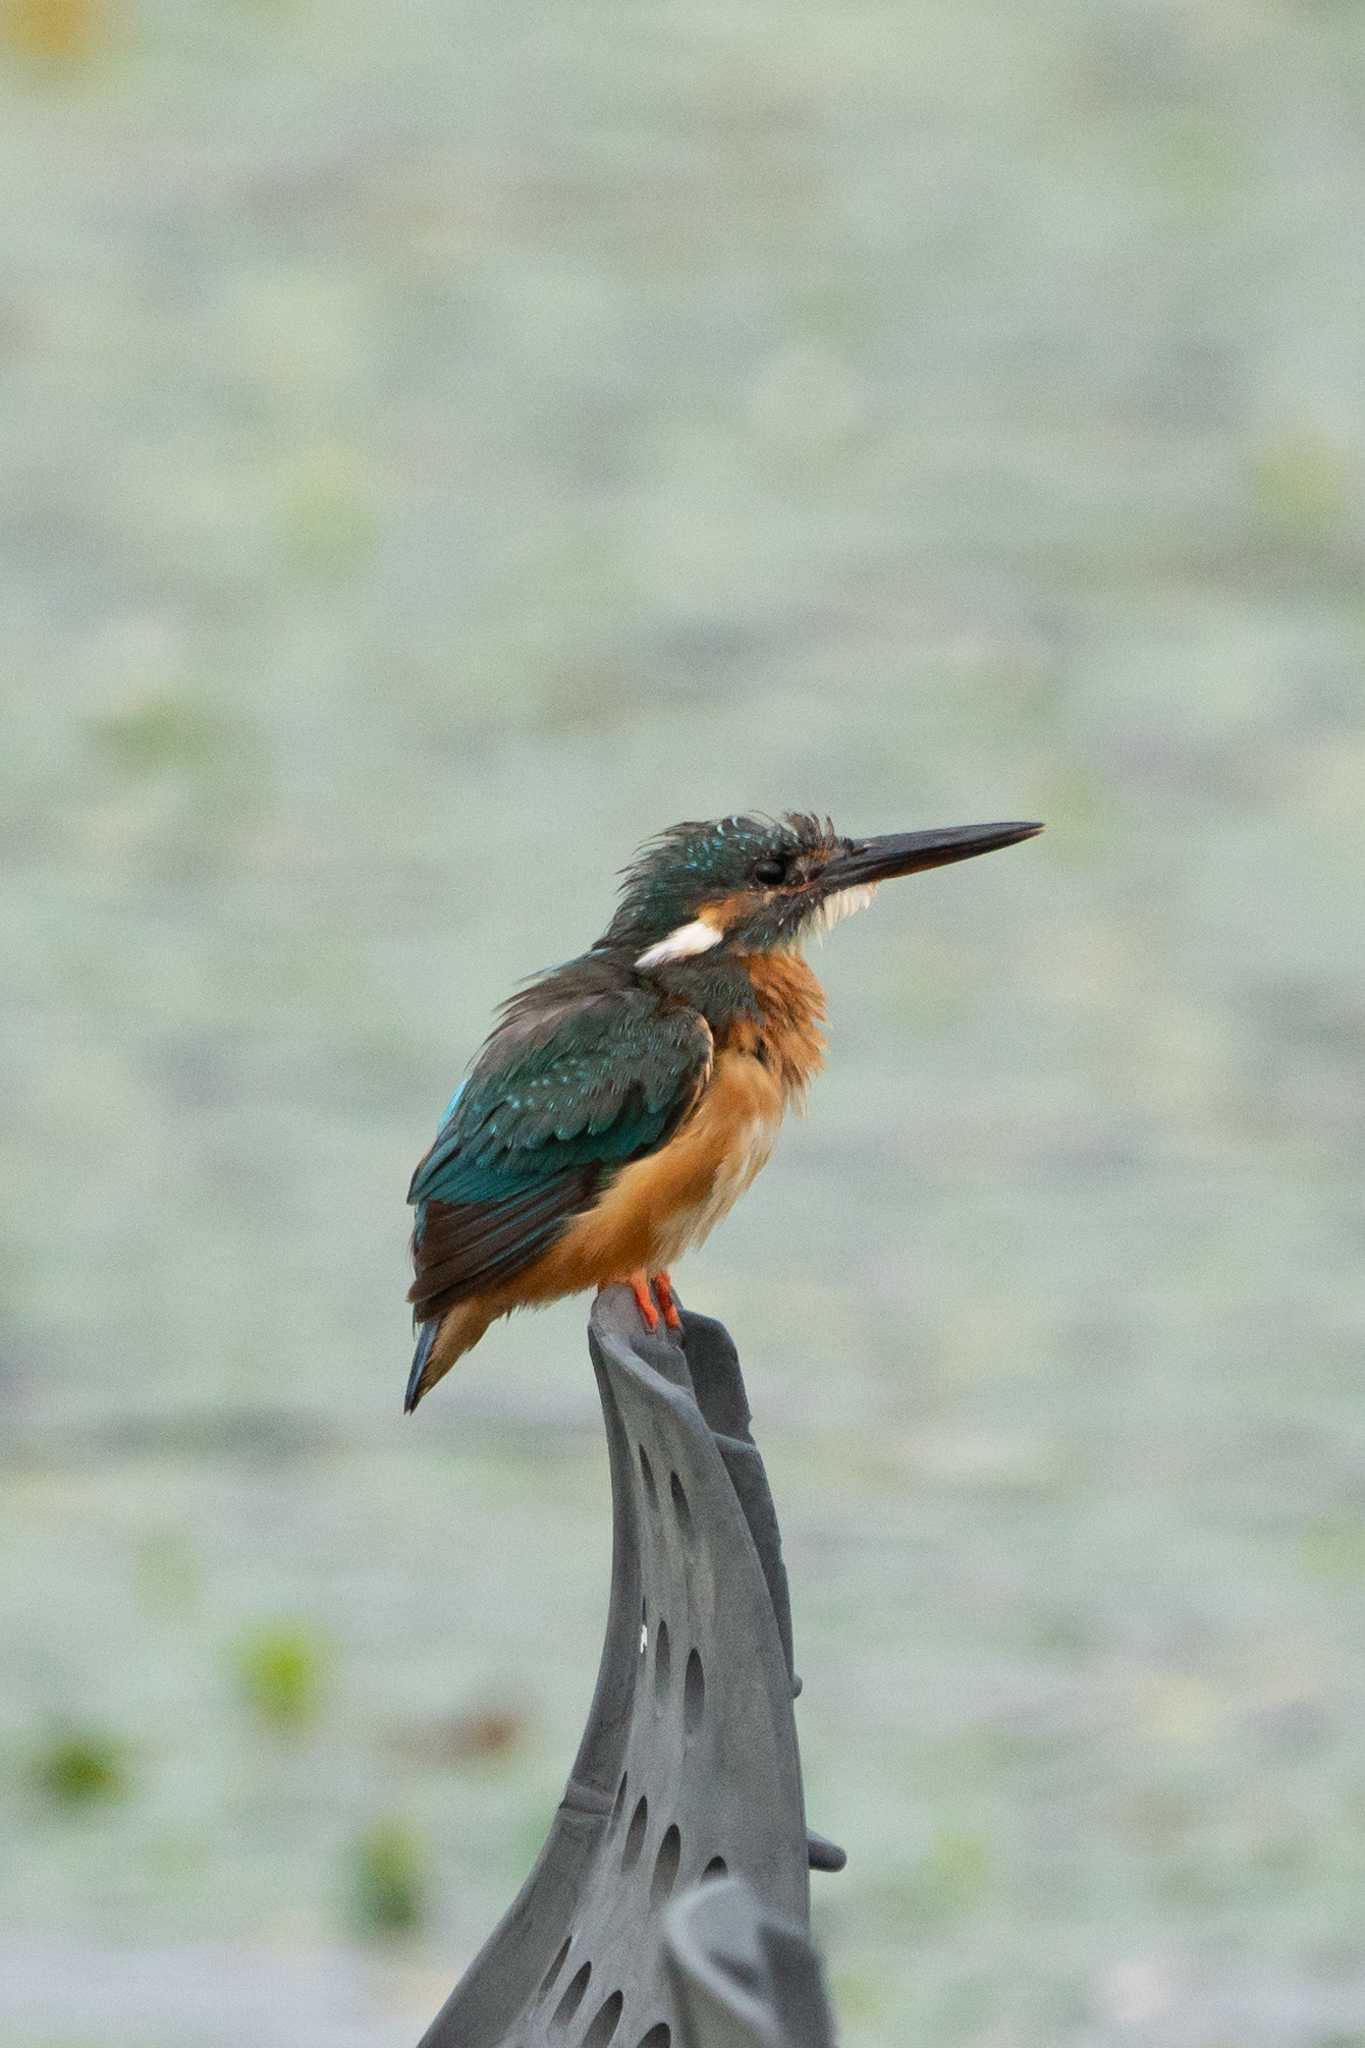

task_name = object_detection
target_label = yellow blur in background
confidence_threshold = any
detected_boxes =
[2,3,1363,2044]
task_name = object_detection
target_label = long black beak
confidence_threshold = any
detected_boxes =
[822,821,1043,889]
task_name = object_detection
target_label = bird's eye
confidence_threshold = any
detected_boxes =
[753,855,787,886]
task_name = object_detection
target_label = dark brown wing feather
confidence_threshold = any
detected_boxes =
[407,970,714,1325]
[408,1166,601,1322]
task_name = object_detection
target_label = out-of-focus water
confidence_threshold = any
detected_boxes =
[2,2,1364,2042]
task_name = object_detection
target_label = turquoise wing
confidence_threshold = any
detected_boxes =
[408,983,712,1322]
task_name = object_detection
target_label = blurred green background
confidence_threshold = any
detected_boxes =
[3,0,1364,2043]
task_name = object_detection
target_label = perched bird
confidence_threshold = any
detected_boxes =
[405,811,1041,1410]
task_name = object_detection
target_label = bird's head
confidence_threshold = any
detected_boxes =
[603,812,1043,970]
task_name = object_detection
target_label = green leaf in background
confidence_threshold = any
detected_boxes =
[232,1620,330,1735]
[32,1727,129,1810]
[351,1816,429,1938]
[85,693,227,780]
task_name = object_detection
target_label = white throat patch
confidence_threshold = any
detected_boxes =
[635,918,724,971]
[806,882,878,939]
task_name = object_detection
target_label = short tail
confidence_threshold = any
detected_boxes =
[404,1301,493,1413]
[404,1320,439,1413]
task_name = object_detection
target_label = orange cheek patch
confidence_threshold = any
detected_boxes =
[700,891,765,934]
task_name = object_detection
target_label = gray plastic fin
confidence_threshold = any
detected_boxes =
[664,1876,838,2048]
[416,1289,833,2048]
[804,1832,847,1875]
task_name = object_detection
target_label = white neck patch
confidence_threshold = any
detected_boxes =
[637,882,878,969]
[805,882,878,940]
[635,918,724,971]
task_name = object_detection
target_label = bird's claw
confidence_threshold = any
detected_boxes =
[598,1270,681,1336]
[653,1270,683,1331]
[627,1271,659,1332]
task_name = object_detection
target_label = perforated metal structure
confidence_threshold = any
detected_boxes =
[417,1289,840,2048]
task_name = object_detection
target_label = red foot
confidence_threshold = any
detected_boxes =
[625,1270,659,1332]
[653,1270,683,1332]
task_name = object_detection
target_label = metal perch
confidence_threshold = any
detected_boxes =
[417,1287,842,2048]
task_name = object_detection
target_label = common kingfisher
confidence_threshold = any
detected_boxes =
[405,811,1041,1410]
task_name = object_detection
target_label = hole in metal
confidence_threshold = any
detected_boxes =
[537,1934,572,2002]
[653,1618,671,1705]
[702,1855,728,1881]
[669,1471,691,1540]
[683,1648,705,1734]
[551,1960,591,2030]
[650,1822,681,1905]
[638,1445,659,1513]
[636,2028,672,2048]
[581,1989,624,2046]
[622,1795,648,1872]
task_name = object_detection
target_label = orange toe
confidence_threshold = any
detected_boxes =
[653,1270,683,1331]
[624,1269,659,1332]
